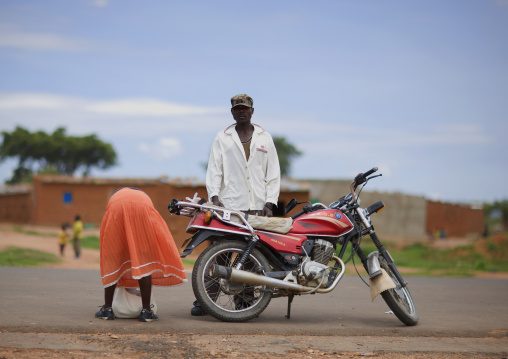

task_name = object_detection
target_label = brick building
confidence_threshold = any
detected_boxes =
[0,175,309,251]
[425,201,484,238]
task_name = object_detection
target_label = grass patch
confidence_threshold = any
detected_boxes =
[7,225,507,277]
[73,236,100,250]
[182,258,195,267]
[0,247,61,267]
[11,225,57,237]
[392,241,508,273]
[336,234,508,277]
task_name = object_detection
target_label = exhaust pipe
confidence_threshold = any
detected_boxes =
[210,256,345,294]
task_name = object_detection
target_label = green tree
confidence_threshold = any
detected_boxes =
[0,126,118,183]
[484,199,508,230]
[272,136,302,177]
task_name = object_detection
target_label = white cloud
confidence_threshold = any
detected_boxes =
[93,0,109,7]
[0,92,228,137]
[294,122,493,155]
[0,93,224,116]
[0,30,90,52]
[86,98,223,116]
[0,93,85,110]
[138,137,183,160]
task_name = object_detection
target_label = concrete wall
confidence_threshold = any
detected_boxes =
[303,179,483,240]
[360,191,427,239]
[305,179,427,239]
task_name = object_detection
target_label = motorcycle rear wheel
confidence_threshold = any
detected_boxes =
[379,256,419,326]
[192,240,272,322]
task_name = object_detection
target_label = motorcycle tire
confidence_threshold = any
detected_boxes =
[379,256,419,326]
[192,240,273,322]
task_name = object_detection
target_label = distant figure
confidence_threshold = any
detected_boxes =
[482,224,490,238]
[72,215,83,258]
[58,223,70,256]
[95,187,187,322]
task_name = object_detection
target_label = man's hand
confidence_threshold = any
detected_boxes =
[261,203,274,217]
[211,196,224,207]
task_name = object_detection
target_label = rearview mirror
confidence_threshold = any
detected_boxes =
[285,198,298,214]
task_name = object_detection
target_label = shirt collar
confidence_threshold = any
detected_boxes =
[224,123,265,135]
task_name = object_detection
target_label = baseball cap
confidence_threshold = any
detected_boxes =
[231,94,253,108]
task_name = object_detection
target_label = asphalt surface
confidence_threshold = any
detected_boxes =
[1,267,508,355]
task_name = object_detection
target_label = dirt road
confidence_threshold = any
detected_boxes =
[1,224,507,358]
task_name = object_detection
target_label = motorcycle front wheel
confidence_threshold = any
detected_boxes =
[192,240,272,322]
[379,256,419,326]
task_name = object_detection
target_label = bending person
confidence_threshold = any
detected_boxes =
[95,187,187,322]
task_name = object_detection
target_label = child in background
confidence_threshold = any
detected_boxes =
[58,223,69,256]
[73,215,83,258]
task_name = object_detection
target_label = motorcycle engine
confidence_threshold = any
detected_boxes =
[300,239,334,288]
[311,239,335,265]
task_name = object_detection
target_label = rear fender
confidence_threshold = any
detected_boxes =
[180,230,230,258]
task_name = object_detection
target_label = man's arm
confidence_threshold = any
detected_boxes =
[206,136,224,204]
[263,136,281,216]
[265,137,281,206]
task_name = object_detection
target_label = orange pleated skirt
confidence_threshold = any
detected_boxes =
[99,188,187,288]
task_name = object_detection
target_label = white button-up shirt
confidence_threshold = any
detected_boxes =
[206,123,281,211]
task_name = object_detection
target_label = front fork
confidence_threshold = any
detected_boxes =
[354,209,407,287]
[356,232,408,287]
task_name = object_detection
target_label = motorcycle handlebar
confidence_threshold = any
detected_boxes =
[290,209,305,219]
[290,204,314,219]
[363,167,378,178]
[354,167,378,186]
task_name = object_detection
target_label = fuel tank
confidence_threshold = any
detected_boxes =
[289,209,354,237]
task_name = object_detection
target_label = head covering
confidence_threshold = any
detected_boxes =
[231,94,253,108]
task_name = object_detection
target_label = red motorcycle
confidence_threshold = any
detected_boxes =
[168,167,419,326]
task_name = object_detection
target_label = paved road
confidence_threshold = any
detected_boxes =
[1,267,507,355]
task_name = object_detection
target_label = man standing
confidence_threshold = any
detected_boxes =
[206,94,280,216]
[191,93,281,315]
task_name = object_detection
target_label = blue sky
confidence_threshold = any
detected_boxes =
[1,0,507,204]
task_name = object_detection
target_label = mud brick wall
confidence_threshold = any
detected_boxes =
[426,201,484,238]
[0,192,31,223]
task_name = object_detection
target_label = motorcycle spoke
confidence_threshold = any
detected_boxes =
[195,243,272,318]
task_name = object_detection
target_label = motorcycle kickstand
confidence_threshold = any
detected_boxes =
[285,295,294,319]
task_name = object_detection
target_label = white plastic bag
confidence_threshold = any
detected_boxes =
[180,192,201,216]
[112,287,157,319]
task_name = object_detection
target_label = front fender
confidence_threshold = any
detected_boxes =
[180,229,229,258]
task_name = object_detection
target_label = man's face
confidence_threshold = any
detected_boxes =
[231,105,254,124]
